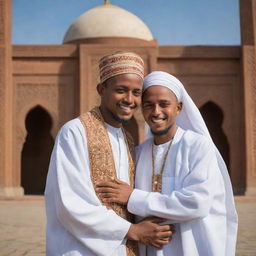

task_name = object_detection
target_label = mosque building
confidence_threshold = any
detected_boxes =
[0,0,256,197]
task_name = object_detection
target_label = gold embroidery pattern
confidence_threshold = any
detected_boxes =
[99,52,144,83]
[79,107,138,256]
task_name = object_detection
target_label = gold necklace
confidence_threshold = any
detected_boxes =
[151,139,173,192]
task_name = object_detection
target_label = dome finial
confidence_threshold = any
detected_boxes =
[104,0,110,5]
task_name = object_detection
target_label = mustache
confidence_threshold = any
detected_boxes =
[151,114,167,119]
[119,102,136,109]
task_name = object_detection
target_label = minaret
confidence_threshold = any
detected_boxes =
[240,0,256,195]
[0,0,21,196]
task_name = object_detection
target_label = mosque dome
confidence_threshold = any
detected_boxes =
[63,3,154,43]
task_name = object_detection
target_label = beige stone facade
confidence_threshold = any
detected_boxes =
[0,0,256,197]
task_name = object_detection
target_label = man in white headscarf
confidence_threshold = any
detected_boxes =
[97,71,238,256]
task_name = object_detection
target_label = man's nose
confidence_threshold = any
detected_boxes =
[124,92,133,104]
[152,105,161,115]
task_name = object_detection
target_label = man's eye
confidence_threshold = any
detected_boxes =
[133,91,142,96]
[160,103,169,108]
[142,104,152,109]
[116,89,125,93]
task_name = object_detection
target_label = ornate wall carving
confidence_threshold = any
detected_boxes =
[16,83,57,144]
[15,77,76,136]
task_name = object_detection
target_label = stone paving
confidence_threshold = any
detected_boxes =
[235,197,256,256]
[0,196,255,256]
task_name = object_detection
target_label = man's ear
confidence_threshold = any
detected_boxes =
[177,102,183,114]
[97,83,104,96]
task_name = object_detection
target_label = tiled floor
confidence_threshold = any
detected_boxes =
[0,196,255,256]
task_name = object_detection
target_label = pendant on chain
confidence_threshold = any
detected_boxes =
[152,173,162,192]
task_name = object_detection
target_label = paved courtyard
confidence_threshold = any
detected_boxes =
[0,196,255,256]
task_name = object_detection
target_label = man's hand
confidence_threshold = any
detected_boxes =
[96,178,133,205]
[126,217,175,249]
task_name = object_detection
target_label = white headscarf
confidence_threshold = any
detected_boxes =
[143,71,238,251]
[143,71,211,138]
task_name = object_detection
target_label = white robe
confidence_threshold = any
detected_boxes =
[128,127,237,256]
[45,118,131,256]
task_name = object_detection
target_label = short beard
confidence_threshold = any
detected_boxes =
[151,126,171,136]
[111,113,130,124]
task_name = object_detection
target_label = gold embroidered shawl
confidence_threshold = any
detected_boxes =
[79,107,138,256]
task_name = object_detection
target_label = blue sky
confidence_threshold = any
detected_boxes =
[13,0,240,45]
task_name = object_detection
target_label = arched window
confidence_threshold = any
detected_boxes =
[200,101,230,170]
[21,105,54,195]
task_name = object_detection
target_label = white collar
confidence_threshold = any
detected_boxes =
[105,122,122,134]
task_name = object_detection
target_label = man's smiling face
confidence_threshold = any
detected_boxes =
[142,85,182,136]
[98,73,143,127]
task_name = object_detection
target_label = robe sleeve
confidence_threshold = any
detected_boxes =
[46,120,131,255]
[128,137,219,223]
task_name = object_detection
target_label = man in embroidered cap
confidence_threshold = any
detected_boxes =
[97,71,238,256]
[45,55,173,256]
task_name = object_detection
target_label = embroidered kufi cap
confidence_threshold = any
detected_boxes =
[99,52,144,83]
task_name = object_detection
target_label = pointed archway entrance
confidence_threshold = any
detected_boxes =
[21,105,54,195]
[200,101,230,170]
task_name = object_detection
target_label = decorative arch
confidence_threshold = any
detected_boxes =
[21,105,54,194]
[200,101,230,170]
[18,100,58,142]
